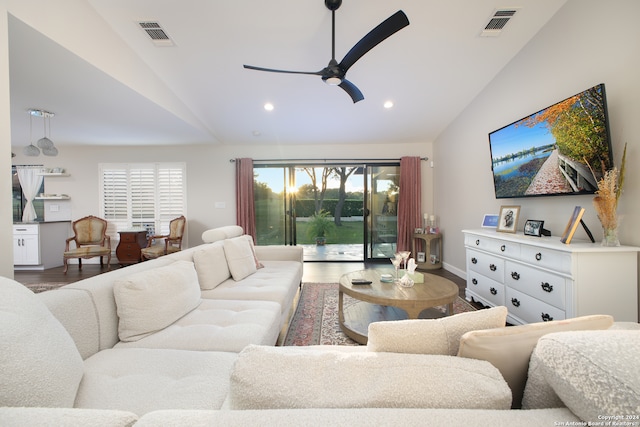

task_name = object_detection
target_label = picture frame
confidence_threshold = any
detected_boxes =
[524,220,545,237]
[482,214,499,228]
[417,252,426,263]
[414,228,424,234]
[496,205,520,233]
[560,206,586,244]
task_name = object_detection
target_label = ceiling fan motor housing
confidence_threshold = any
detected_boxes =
[325,0,342,11]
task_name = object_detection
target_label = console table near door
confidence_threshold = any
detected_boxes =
[116,228,148,265]
[413,233,442,270]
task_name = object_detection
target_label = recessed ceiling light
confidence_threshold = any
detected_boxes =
[252,130,261,137]
[383,101,394,109]
[264,103,274,111]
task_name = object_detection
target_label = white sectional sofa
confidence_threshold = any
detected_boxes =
[1,225,639,426]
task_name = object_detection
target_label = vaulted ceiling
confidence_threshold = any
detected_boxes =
[7,0,567,148]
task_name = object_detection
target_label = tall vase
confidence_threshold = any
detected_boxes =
[601,226,620,247]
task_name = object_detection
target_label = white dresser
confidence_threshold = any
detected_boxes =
[462,229,639,324]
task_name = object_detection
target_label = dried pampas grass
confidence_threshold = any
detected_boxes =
[593,143,627,231]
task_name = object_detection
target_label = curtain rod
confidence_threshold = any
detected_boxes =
[229,157,428,163]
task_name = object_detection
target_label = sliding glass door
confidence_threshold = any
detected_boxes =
[254,162,400,262]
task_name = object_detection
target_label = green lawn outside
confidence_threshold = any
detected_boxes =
[255,197,365,245]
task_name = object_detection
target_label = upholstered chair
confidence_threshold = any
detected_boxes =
[63,215,111,273]
[140,215,186,260]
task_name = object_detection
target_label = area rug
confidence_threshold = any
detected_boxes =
[283,282,477,346]
[22,283,67,293]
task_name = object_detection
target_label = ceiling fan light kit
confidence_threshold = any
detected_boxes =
[243,0,409,103]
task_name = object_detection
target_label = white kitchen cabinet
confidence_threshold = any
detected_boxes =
[13,222,70,270]
[463,229,639,324]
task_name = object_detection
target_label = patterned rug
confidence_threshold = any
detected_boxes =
[23,283,67,293]
[283,282,477,346]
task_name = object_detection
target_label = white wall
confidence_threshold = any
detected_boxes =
[0,5,14,278]
[11,141,433,249]
[434,0,640,277]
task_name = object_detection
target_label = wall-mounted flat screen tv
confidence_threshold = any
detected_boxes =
[489,83,613,199]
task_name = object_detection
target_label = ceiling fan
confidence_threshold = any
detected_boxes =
[243,0,409,103]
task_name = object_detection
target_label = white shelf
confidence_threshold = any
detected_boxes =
[38,173,70,177]
[35,195,70,200]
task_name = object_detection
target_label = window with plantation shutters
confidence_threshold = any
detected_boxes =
[99,163,186,241]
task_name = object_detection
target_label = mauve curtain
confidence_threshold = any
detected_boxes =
[397,156,422,253]
[235,158,257,241]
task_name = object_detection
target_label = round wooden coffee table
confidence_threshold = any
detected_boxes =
[338,269,459,344]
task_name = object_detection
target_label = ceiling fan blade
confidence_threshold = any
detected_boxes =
[339,79,364,103]
[339,10,409,73]
[243,64,323,76]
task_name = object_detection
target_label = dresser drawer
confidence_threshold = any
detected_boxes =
[13,224,39,235]
[467,271,505,307]
[468,250,504,283]
[506,287,565,324]
[520,244,571,275]
[466,234,520,258]
[505,261,566,310]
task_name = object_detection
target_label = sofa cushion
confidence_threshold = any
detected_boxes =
[193,242,230,290]
[367,306,507,356]
[114,260,202,342]
[38,288,101,360]
[0,277,84,408]
[533,330,640,422]
[114,299,282,352]
[228,345,512,410]
[457,314,613,409]
[223,236,258,280]
[0,407,139,427]
[201,225,244,243]
[76,348,237,416]
[201,260,303,323]
[134,407,582,426]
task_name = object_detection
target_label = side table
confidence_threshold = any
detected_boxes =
[116,228,148,265]
[412,233,442,270]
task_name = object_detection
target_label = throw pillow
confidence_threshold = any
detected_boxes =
[193,242,230,290]
[0,277,84,407]
[244,235,265,270]
[223,236,258,280]
[457,314,613,409]
[228,345,512,410]
[367,306,507,355]
[532,330,640,422]
[114,260,202,342]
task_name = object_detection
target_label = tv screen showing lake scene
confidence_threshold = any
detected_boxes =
[489,83,613,199]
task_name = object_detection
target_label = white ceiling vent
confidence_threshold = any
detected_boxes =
[138,21,175,46]
[481,9,519,37]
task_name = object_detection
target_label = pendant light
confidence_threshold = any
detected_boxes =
[23,109,58,157]
[23,111,40,156]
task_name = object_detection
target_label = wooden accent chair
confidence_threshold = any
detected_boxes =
[140,215,186,260]
[63,215,111,273]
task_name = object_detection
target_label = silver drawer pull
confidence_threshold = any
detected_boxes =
[511,298,521,307]
[541,282,553,293]
[500,245,506,252]
[471,257,477,264]
[489,264,497,271]
[472,278,478,285]
[511,272,520,280]
[490,287,497,295]
[535,253,542,261]
[541,313,553,322]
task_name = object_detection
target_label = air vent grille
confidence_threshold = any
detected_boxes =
[138,21,174,46]
[481,9,518,37]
